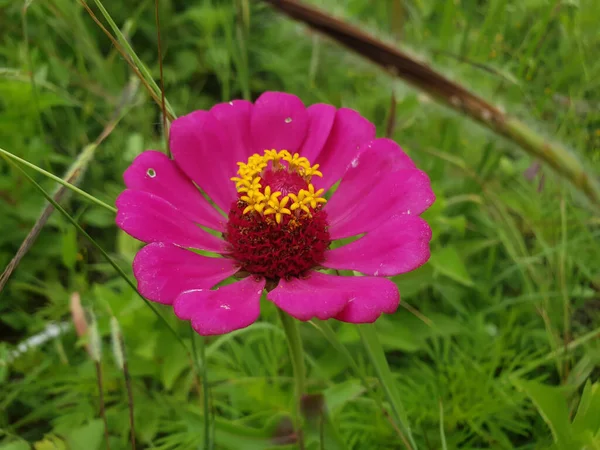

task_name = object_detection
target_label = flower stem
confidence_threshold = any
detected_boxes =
[277,309,306,446]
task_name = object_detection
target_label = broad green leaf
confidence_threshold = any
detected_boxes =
[65,420,104,450]
[0,442,31,450]
[572,382,600,435]
[323,379,365,414]
[513,380,576,449]
[430,246,474,287]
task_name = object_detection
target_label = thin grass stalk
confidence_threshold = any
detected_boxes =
[0,77,137,292]
[87,0,176,119]
[89,313,110,450]
[262,0,600,210]
[154,0,169,152]
[96,361,111,450]
[357,324,416,450]
[21,2,45,140]
[0,154,189,352]
[77,0,175,120]
[191,330,212,450]
[110,318,136,450]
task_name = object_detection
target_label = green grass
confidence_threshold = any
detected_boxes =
[1,0,600,449]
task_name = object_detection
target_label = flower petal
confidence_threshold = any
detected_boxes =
[325,139,415,221]
[312,108,376,191]
[133,243,238,305]
[173,276,265,336]
[267,272,399,322]
[116,190,226,252]
[210,100,253,164]
[124,150,225,230]
[299,103,336,162]
[170,110,237,212]
[251,92,309,153]
[267,272,350,321]
[323,215,432,276]
[334,277,400,323]
[325,140,434,240]
[327,168,434,240]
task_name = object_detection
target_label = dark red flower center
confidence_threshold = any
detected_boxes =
[223,150,331,280]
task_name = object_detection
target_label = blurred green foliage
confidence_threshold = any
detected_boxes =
[1,0,599,449]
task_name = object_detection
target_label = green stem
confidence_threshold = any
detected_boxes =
[277,309,306,446]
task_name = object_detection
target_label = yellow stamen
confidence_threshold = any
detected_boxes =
[264,195,291,224]
[232,150,327,223]
[240,190,267,215]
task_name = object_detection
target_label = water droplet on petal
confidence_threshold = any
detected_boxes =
[228,101,234,106]
[147,168,156,178]
[285,117,292,123]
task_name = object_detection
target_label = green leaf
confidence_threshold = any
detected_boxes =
[513,380,576,449]
[430,246,474,287]
[65,420,105,450]
[323,379,365,414]
[61,226,77,270]
[572,382,600,435]
[0,442,31,450]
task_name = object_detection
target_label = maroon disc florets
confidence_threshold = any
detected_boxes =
[224,202,331,280]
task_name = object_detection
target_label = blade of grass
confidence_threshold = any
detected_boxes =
[21,0,46,140]
[509,325,600,379]
[0,154,188,353]
[310,320,411,444]
[191,330,212,450]
[75,0,175,120]
[0,77,138,293]
[0,148,116,213]
[439,400,448,450]
[84,0,176,119]
[110,317,136,450]
[357,324,417,450]
[154,0,169,152]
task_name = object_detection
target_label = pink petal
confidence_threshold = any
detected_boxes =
[334,277,400,323]
[124,151,225,231]
[327,168,434,240]
[325,141,435,240]
[299,103,336,162]
[312,108,376,191]
[173,276,266,336]
[267,272,399,323]
[170,110,237,212]
[250,92,309,153]
[133,243,238,305]
[325,139,416,222]
[267,272,350,321]
[210,100,253,165]
[116,190,226,252]
[323,215,432,276]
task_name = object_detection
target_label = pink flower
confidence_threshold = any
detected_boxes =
[116,92,435,336]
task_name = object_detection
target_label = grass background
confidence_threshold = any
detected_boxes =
[1,0,600,449]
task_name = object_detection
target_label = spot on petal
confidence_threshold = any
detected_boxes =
[146,168,156,178]
[285,117,292,123]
